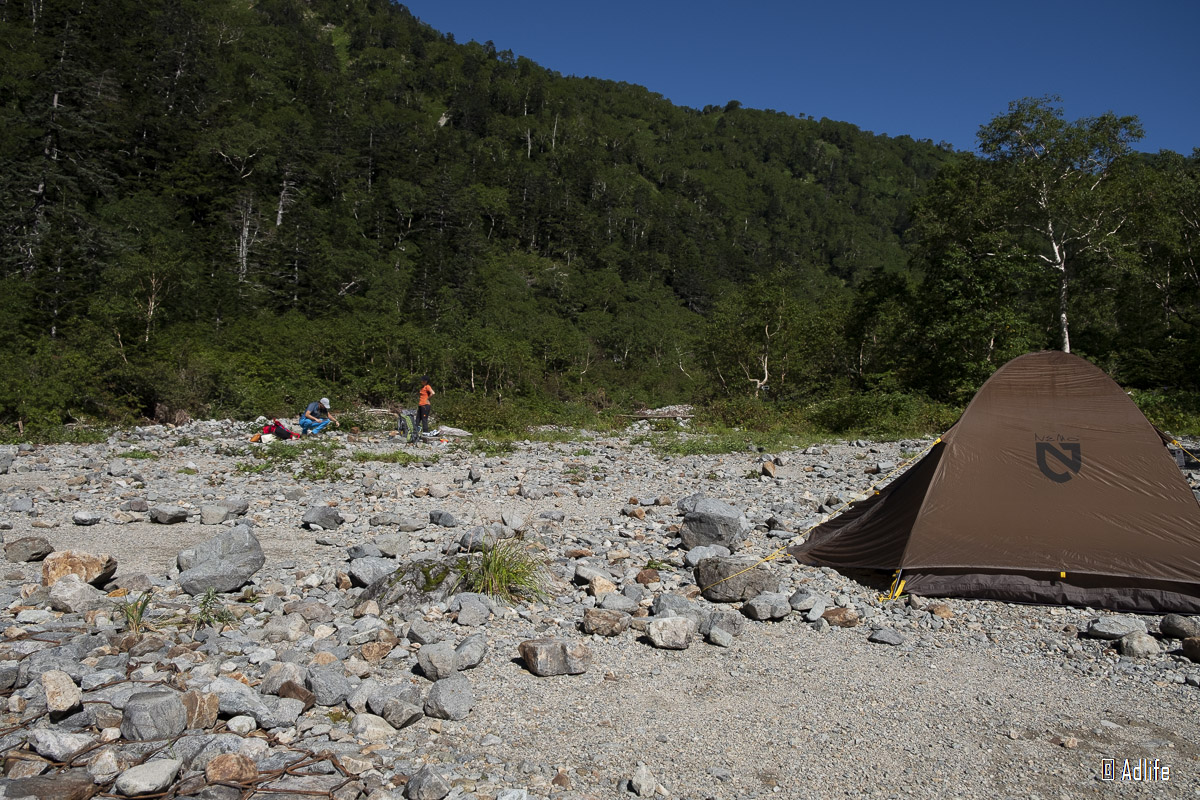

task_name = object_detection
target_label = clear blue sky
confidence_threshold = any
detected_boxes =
[400,1,1198,155]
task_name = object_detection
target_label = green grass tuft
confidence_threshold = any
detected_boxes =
[351,450,425,465]
[455,540,550,604]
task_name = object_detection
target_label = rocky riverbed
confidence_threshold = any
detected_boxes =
[0,416,1197,800]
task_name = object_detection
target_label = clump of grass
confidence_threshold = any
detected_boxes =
[294,457,341,481]
[235,461,271,474]
[351,450,425,465]
[122,449,160,460]
[455,540,550,604]
[177,467,198,475]
[174,435,198,448]
[469,439,517,458]
[117,591,154,637]
[0,425,111,445]
[191,588,234,630]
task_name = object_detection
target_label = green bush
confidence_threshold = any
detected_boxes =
[1130,390,1200,437]
[804,392,958,438]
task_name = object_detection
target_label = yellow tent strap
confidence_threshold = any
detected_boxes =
[700,437,943,594]
[1172,439,1200,467]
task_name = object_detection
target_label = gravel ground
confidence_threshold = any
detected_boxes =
[0,417,1197,799]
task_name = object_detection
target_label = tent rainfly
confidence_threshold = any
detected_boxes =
[788,351,1200,613]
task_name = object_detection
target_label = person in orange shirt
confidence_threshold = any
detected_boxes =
[416,376,435,438]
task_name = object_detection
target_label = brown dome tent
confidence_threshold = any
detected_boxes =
[788,351,1200,613]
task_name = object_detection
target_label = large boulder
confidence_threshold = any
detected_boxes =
[1086,616,1146,640]
[42,550,117,587]
[302,506,343,530]
[361,556,461,613]
[679,497,746,551]
[149,505,189,524]
[518,638,591,677]
[5,536,53,562]
[694,556,781,603]
[177,525,264,595]
[1160,614,1200,640]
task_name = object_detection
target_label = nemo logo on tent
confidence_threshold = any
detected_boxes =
[1036,442,1082,483]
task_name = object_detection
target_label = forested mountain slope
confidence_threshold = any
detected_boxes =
[1,1,1196,430]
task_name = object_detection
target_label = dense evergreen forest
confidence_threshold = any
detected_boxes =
[2,0,1198,433]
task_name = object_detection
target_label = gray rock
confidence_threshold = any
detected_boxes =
[630,763,658,797]
[455,593,491,626]
[518,638,591,676]
[28,729,94,762]
[1160,614,1200,640]
[4,536,52,562]
[424,674,474,721]
[598,592,639,613]
[347,543,383,559]
[307,666,354,707]
[207,677,298,729]
[582,608,631,636]
[1087,616,1147,640]
[263,614,309,644]
[349,556,396,587]
[458,527,494,552]
[700,609,748,639]
[694,556,781,602]
[706,626,735,647]
[742,591,792,621]
[259,662,308,696]
[373,532,410,557]
[114,758,182,796]
[647,617,696,649]
[406,764,452,800]
[177,525,265,595]
[396,517,428,532]
[455,633,488,671]
[200,504,233,525]
[788,588,829,612]
[121,690,187,740]
[149,505,189,524]
[0,446,15,474]
[1118,631,1161,658]
[381,698,424,729]
[683,544,731,567]
[680,498,745,550]
[302,505,343,529]
[350,713,396,743]
[48,574,111,613]
[417,641,459,681]
[362,557,461,613]
[868,628,906,646]
[71,510,103,526]
[429,509,457,528]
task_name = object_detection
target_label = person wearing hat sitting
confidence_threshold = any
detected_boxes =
[299,397,340,435]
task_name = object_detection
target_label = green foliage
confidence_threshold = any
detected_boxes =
[191,588,234,630]
[1130,390,1200,437]
[0,4,1193,429]
[117,591,154,637]
[351,450,425,465]
[455,540,550,604]
[120,449,159,460]
[293,457,342,481]
[804,392,959,438]
[467,438,517,458]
